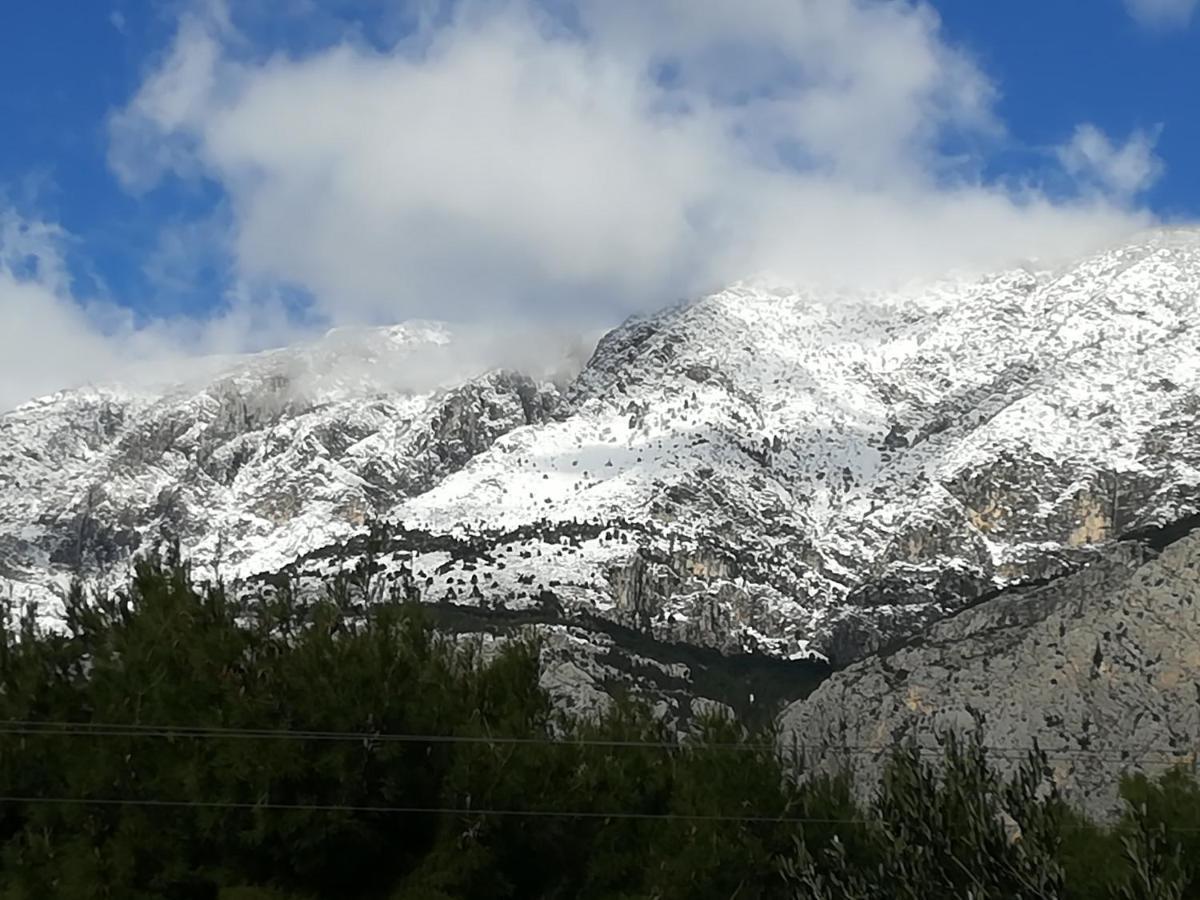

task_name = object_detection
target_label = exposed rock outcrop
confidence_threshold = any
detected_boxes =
[779,526,1200,818]
[6,230,1200,676]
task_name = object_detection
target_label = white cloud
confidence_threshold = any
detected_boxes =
[108,0,1155,331]
[0,203,597,411]
[1057,124,1164,200]
[4,0,1175,410]
[1123,0,1198,28]
[0,207,316,411]
[0,211,135,410]
[108,15,225,193]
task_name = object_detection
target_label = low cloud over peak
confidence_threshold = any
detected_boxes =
[109,0,1151,327]
[1,0,1179,410]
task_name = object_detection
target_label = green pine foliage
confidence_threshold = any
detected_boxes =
[779,733,1071,899]
[0,555,1197,899]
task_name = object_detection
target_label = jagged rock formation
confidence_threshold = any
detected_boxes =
[0,324,557,603]
[779,521,1200,818]
[3,230,1200,688]
[385,229,1200,663]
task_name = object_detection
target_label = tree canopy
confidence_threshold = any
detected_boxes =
[0,556,1196,899]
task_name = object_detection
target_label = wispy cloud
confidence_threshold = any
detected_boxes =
[1056,124,1164,200]
[1123,0,1198,28]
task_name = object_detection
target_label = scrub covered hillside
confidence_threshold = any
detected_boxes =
[1,557,1198,900]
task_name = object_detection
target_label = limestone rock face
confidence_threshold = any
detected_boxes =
[5,230,1200,679]
[0,326,558,602]
[779,526,1200,818]
[386,230,1200,663]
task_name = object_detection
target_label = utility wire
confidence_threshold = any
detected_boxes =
[0,719,1195,762]
[0,719,771,750]
[2,795,1200,833]
[0,795,859,824]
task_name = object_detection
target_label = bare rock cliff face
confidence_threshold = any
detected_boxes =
[779,521,1200,818]
[3,230,1200,732]
[0,328,557,602]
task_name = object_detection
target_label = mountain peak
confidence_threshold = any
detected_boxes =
[4,234,1200,669]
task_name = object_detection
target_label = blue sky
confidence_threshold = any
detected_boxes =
[0,0,1196,407]
[937,2,1200,216]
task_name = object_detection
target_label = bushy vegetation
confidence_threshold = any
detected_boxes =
[1,555,1197,899]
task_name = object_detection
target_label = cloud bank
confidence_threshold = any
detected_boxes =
[0,212,131,410]
[3,0,1176,409]
[108,0,1153,326]
[0,208,316,411]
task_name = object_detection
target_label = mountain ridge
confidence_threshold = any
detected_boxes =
[4,230,1200,681]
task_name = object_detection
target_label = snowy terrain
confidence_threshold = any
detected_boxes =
[5,229,1200,669]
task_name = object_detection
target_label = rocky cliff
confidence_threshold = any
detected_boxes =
[779,520,1200,818]
[3,229,1200,745]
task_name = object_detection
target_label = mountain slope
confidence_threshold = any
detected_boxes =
[779,520,1200,817]
[0,323,557,612]
[4,230,1200,675]
[381,229,1200,661]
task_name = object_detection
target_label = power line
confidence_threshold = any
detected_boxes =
[0,720,773,751]
[0,719,1195,762]
[2,795,1199,833]
[0,794,859,825]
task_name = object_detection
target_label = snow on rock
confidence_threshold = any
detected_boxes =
[4,230,1200,667]
[0,323,557,619]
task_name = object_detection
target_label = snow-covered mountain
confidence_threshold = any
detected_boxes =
[5,230,1200,681]
[0,322,559,610]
